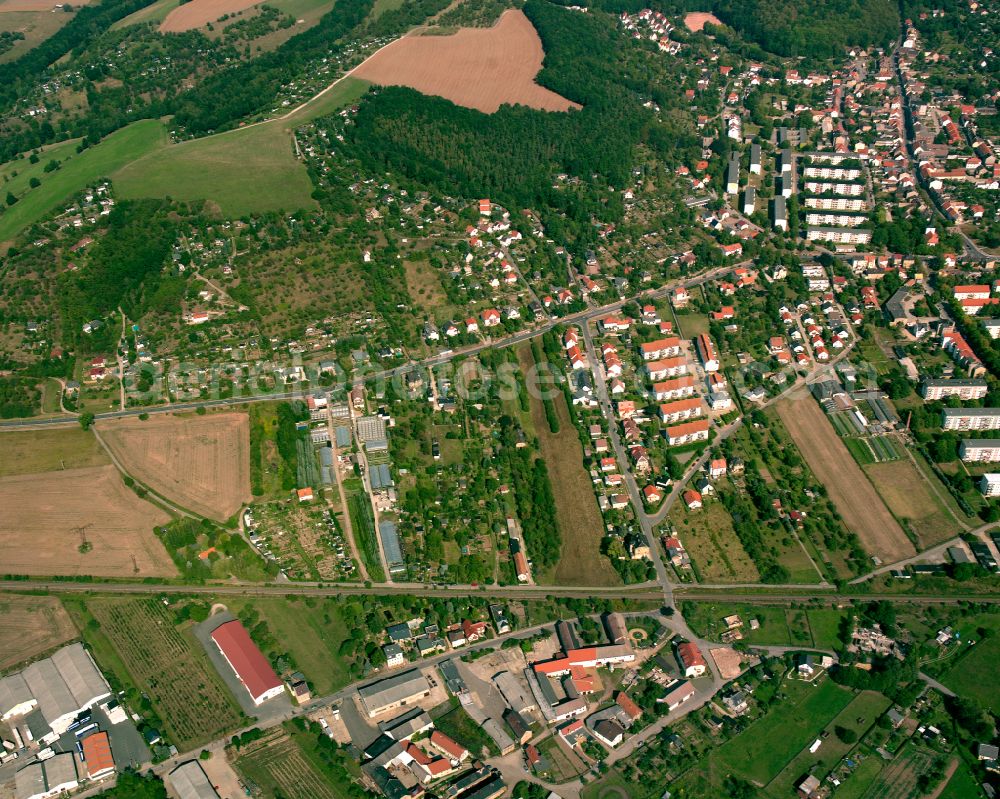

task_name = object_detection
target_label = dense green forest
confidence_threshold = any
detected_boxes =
[343,0,672,251]
[56,200,179,343]
[709,0,899,59]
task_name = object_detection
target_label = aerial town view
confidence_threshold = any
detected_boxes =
[1,0,1000,797]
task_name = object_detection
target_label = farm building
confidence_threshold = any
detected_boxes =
[15,752,79,799]
[0,643,111,741]
[168,761,220,799]
[210,620,284,706]
[359,670,431,718]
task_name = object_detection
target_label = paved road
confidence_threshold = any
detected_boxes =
[0,266,736,431]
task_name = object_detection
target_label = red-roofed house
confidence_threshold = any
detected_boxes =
[430,731,469,762]
[677,642,706,677]
[615,692,642,723]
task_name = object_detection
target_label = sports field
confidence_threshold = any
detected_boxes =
[353,9,579,113]
[776,396,915,564]
[0,465,176,577]
[83,597,243,749]
[0,594,76,671]
[0,119,167,244]
[517,345,619,587]
[98,412,252,521]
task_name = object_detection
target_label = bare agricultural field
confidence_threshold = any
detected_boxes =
[863,458,962,549]
[683,11,722,31]
[353,9,580,113]
[98,412,252,521]
[0,595,77,671]
[160,0,261,31]
[0,427,109,477]
[0,465,176,577]
[776,396,915,564]
[517,346,619,587]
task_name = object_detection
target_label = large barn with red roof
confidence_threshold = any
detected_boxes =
[211,620,285,705]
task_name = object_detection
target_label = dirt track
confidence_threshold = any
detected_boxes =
[98,412,251,521]
[0,465,176,577]
[159,0,259,32]
[352,9,580,113]
[775,396,915,564]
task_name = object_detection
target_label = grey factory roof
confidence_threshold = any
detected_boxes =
[42,754,78,791]
[21,658,78,728]
[359,670,429,715]
[169,761,220,799]
[51,643,110,708]
[0,673,34,717]
[15,763,45,799]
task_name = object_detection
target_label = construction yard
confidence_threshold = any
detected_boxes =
[0,465,176,577]
[776,396,916,564]
[98,412,252,521]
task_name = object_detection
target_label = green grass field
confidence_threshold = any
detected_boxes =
[834,756,884,799]
[111,0,181,28]
[112,78,369,216]
[680,601,846,649]
[228,596,354,695]
[942,635,1000,712]
[714,678,853,785]
[0,427,110,477]
[938,762,981,799]
[0,119,167,244]
[765,690,890,797]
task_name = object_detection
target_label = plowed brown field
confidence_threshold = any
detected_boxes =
[352,9,580,113]
[98,412,251,521]
[776,396,915,564]
[159,0,259,32]
[0,594,77,670]
[683,11,722,32]
[0,465,175,577]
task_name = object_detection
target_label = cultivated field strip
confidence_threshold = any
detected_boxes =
[88,598,241,748]
[237,730,339,799]
[0,595,76,670]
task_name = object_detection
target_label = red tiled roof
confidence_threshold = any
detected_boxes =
[211,620,282,701]
[82,731,114,778]
[430,731,468,761]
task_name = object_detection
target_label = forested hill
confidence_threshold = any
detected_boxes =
[342,0,688,254]
[709,0,899,59]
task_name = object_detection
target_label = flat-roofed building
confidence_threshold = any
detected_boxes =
[942,408,1000,431]
[921,378,988,401]
[980,474,1000,497]
[168,761,220,799]
[359,670,430,718]
[960,439,1000,463]
[16,753,78,799]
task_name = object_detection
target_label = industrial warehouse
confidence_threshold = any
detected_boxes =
[0,644,149,799]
